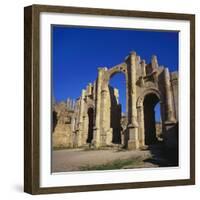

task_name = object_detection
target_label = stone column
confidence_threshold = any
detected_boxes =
[69,99,73,110]
[72,100,76,110]
[82,115,88,145]
[101,87,108,117]
[66,98,70,110]
[93,68,103,147]
[70,116,76,147]
[141,60,146,77]
[77,89,86,146]
[93,81,96,101]
[164,68,176,123]
[171,73,178,120]
[126,52,139,150]
[137,106,145,147]
[101,87,112,145]
[87,83,92,96]
[151,55,159,69]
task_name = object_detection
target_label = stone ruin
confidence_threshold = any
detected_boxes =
[52,51,178,151]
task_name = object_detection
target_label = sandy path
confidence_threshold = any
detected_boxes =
[52,148,157,172]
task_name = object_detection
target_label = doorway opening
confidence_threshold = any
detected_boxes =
[86,107,94,143]
[143,93,161,145]
[109,72,126,144]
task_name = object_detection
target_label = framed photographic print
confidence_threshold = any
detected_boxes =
[24,4,195,194]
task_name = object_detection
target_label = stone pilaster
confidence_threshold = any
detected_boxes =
[126,52,139,150]
[151,55,159,69]
[66,98,70,110]
[93,81,96,100]
[72,100,76,110]
[87,83,92,95]
[164,68,176,123]
[69,116,75,147]
[101,87,112,145]
[82,115,88,145]
[93,68,103,147]
[137,106,145,147]
[141,60,146,77]
[80,90,86,122]
[77,89,86,146]
[69,99,73,110]
[171,72,178,120]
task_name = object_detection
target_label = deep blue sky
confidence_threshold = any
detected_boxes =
[52,26,178,121]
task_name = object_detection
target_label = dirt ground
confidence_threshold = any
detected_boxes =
[52,144,172,172]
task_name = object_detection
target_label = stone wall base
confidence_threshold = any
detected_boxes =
[128,140,140,150]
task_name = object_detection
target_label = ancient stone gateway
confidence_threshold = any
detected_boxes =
[53,51,178,150]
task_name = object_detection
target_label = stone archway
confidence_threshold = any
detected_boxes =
[143,93,160,145]
[137,88,163,147]
[99,63,128,146]
[90,51,177,150]
[93,52,142,149]
[109,73,126,144]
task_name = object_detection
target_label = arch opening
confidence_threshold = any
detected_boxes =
[143,93,162,145]
[109,72,127,144]
[86,107,94,143]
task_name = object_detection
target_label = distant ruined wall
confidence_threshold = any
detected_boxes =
[52,51,179,151]
[52,101,75,148]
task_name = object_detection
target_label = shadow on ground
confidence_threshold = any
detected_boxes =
[143,141,178,167]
